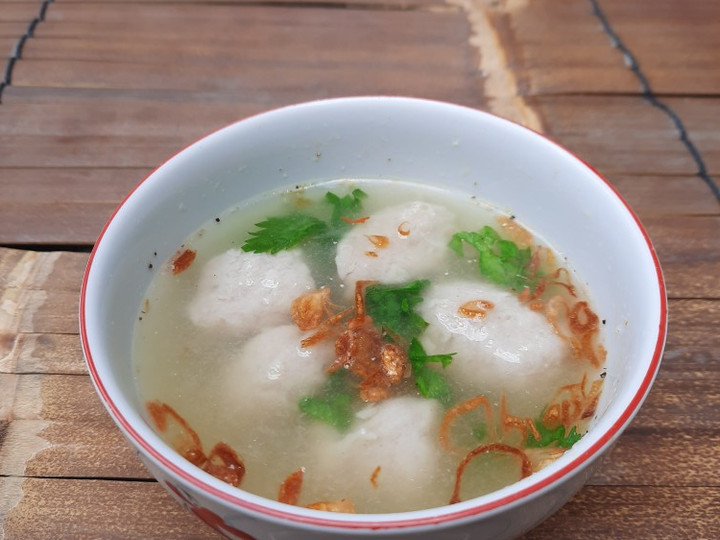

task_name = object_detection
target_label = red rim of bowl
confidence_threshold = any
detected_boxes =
[79,97,667,531]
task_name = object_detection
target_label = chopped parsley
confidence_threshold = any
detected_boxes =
[408,338,455,405]
[472,423,488,442]
[449,226,534,292]
[326,188,368,231]
[241,188,367,255]
[526,420,582,449]
[241,213,327,254]
[298,371,354,431]
[364,280,430,342]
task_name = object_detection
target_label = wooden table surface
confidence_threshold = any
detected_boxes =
[1,0,719,538]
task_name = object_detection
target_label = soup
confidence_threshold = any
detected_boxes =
[133,179,606,514]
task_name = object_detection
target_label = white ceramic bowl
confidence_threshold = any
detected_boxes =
[80,97,667,539]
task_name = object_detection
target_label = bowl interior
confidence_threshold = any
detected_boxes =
[81,97,665,524]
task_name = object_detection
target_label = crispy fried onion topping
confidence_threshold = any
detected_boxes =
[298,281,410,403]
[450,443,532,504]
[440,395,496,453]
[169,248,197,275]
[278,468,356,513]
[542,373,604,431]
[291,287,341,332]
[146,401,245,487]
[546,297,607,368]
[457,299,495,319]
[500,394,541,442]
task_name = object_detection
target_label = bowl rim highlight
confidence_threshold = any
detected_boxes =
[79,96,667,531]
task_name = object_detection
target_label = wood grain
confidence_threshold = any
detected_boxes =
[483,0,639,96]
[665,98,720,175]
[1,0,719,538]
[600,0,720,96]
[529,95,697,176]
[525,485,720,539]
[0,477,218,539]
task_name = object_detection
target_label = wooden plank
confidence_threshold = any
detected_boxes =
[530,95,696,176]
[601,0,720,96]
[0,477,218,539]
[473,0,720,97]
[607,175,720,217]
[0,133,197,169]
[11,5,479,106]
[665,98,720,176]
[11,57,479,103]
[1,333,87,375]
[589,426,720,487]
[6,0,442,4]
[0,415,150,480]
[0,168,146,202]
[642,216,720,300]
[21,32,466,66]
[0,201,118,245]
[35,2,458,39]
[0,99,264,138]
[1,250,87,374]
[525,485,720,539]
[0,3,41,23]
[660,299,720,374]
[0,21,29,38]
[481,0,639,96]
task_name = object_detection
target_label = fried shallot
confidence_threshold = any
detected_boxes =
[146,401,245,487]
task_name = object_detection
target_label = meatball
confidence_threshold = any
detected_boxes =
[418,280,574,417]
[335,201,456,285]
[188,249,314,336]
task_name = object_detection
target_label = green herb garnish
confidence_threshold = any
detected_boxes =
[326,188,368,230]
[298,371,355,431]
[472,423,488,442]
[299,394,353,431]
[449,226,533,291]
[241,189,367,255]
[241,213,328,254]
[526,420,582,449]
[408,338,455,405]
[364,280,430,342]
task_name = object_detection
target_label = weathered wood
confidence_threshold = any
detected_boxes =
[660,299,720,371]
[0,3,42,23]
[11,4,479,107]
[0,477,218,539]
[607,174,720,217]
[478,0,640,96]
[590,426,720,487]
[1,250,87,374]
[0,99,265,138]
[1,0,719,537]
[525,485,720,539]
[600,0,720,96]
[641,216,720,299]
[0,133,197,169]
[665,97,720,176]
[0,22,30,39]
[530,95,697,176]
